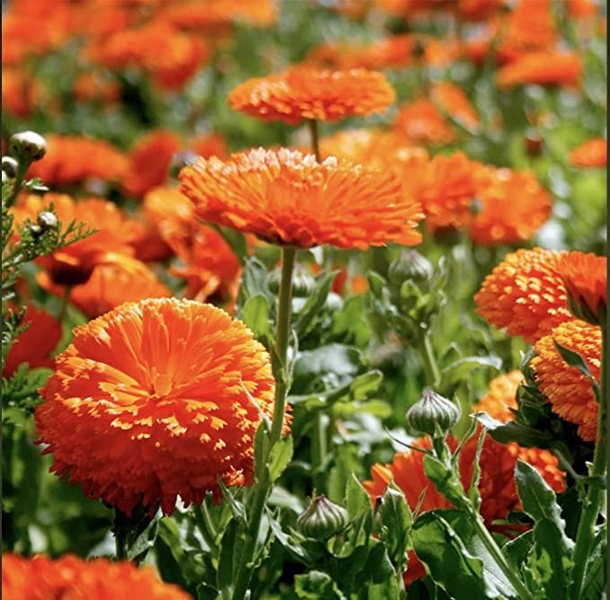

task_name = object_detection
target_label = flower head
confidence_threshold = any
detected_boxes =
[557,251,607,326]
[473,370,524,423]
[228,66,396,125]
[2,553,190,600]
[531,320,601,442]
[393,99,455,145]
[474,248,572,343]
[430,82,479,130]
[497,51,582,88]
[36,298,281,515]
[179,147,423,250]
[569,138,607,168]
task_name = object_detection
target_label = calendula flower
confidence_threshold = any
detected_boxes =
[179,147,423,250]
[73,72,121,105]
[430,82,479,130]
[557,251,607,326]
[502,0,557,53]
[2,69,43,119]
[474,248,572,343]
[38,255,172,319]
[531,320,601,442]
[123,131,182,199]
[474,370,524,423]
[393,99,455,145]
[569,138,607,168]
[3,305,62,377]
[469,166,552,245]
[12,194,141,286]
[2,553,190,599]
[189,132,228,160]
[228,66,396,125]
[36,298,281,515]
[497,51,582,88]
[27,135,128,187]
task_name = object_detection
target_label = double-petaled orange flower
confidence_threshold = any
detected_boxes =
[36,298,282,515]
[3,305,62,378]
[393,99,455,145]
[474,370,524,423]
[27,135,128,188]
[228,66,396,125]
[531,319,601,442]
[570,138,607,168]
[179,147,423,250]
[474,248,572,343]
[497,51,582,88]
[2,553,190,600]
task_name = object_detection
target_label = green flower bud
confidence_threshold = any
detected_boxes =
[388,250,433,287]
[406,389,460,436]
[2,171,9,184]
[268,266,315,297]
[37,211,59,231]
[2,156,19,178]
[297,495,348,540]
[9,131,47,163]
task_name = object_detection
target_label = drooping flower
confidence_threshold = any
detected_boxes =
[557,251,607,326]
[228,66,396,125]
[179,147,423,250]
[2,553,190,600]
[474,248,572,343]
[569,138,607,168]
[26,135,128,187]
[12,194,141,286]
[36,298,281,515]
[531,320,601,442]
[497,51,582,88]
[3,305,62,377]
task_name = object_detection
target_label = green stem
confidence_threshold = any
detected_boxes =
[419,332,441,388]
[231,246,297,599]
[570,327,607,599]
[114,509,128,561]
[57,285,72,322]
[307,119,321,162]
[5,161,28,208]
[194,502,219,555]
[311,413,329,493]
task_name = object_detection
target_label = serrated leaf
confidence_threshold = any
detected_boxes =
[268,435,293,483]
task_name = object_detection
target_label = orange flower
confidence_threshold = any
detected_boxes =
[27,135,128,187]
[569,138,607,168]
[189,132,228,159]
[430,82,479,130]
[557,251,607,326]
[1,69,42,119]
[469,166,552,245]
[36,298,281,515]
[73,72,121,104]
[12,194,142,286]
[393,99,455,145]
[567,0,599,18]
[38,255,172,319]
[497,51,582,88]
[228,66,396,125]
[87,20,208,91]
[179,147,423,250]
[3,305,62,378]
[474,248,572,343]
[123,131,182,199]
[2,553,190,600]
[502,0,557,53]
[531,320,601,442]
[473,370,524,422]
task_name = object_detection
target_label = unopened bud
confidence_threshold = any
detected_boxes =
[406,389,460,436]
[268,266,315,297]
[297,495,348,540]
[37,211,59,231]
[2,156,19,178]
[388,250,433,286]
[9,131,47,163]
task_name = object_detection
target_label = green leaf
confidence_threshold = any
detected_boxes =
[422,454,466,508]
[514,461,575,597]
[440,356,502,390]
[237,257,272,306]
[127,517,158,563]
[378,484,412,570]
[293,271,336,338]
[580,523,606,600]
[268,435,293,483]
[295,570,346,599]
[216,517,248,594]
[475,412,554,447]
[253,420,270,482]
[345,473,371,522]
[239,294,272,342]
[553,341,595,381]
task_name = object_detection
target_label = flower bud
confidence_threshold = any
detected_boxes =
[268,266,315,297]
[406,389,460,436]
[37,211,59,231]
[297,495,348,540]
[9,131,47,163]
[170,150,199,178]
[2,171,8,184]
[2,156,19,179]
[388,250,433,286]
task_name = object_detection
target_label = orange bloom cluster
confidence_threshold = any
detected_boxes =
[474,248,572,343]
[497,51,582,88]
[2,553,189,600]
[374,0,504,22]
[36,298,281,515]
[2,305,62,378]
[557,251,607,326]
[531,320,601,442]
[87,20,209,91]
[179,147,424,250]
[228,66,396,125]
[143,187,241,303]
[27,135,128,188]
[569,138,608,168]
